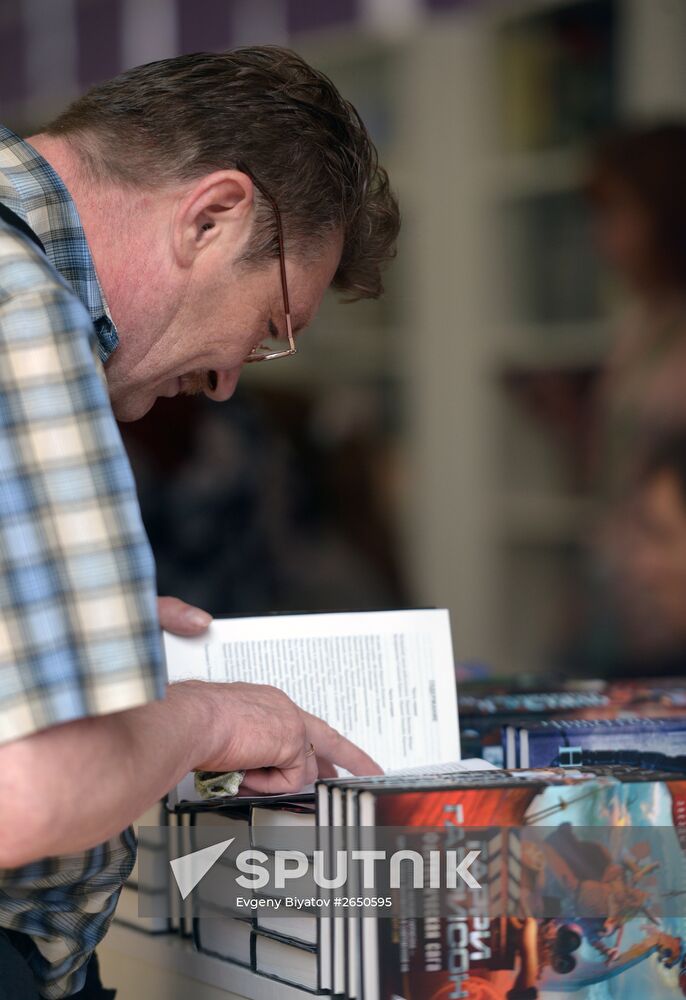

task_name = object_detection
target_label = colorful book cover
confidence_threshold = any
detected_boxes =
[367,768,686,999]
[522,717,686,771]
[460,692,612,766]
[461,681,686,766]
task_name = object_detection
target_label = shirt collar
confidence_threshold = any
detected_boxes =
[0,124,119,362]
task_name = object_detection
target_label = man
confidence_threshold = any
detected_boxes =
[0,46,399,997]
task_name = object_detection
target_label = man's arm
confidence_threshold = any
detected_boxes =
[0,678,380,868]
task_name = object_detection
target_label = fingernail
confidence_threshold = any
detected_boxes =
[186,609,213,629]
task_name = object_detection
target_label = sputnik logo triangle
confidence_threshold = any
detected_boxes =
[169,838,235,900]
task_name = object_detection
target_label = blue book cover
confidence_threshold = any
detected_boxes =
[521,717,686,770]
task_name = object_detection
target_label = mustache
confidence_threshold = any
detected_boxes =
[179,370,217,395]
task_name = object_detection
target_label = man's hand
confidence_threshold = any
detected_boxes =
[0,674,382,866]
[157,596,213,636]
[158,608,381,792]
[180,681,383,796]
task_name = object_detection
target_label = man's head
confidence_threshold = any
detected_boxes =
[619,434,686,655]
[35,47,399,420]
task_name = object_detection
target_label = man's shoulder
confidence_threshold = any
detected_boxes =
[0,223,93,335]
[0,222,67,297]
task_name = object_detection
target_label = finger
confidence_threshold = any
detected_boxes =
[239,761,310,796]
[303,713,383,777]
[241,741,320,795]
[315,757,338,780]
[158,596,213,636]
[303,749,319,786]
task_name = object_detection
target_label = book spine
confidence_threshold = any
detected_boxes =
[316,781,332,994]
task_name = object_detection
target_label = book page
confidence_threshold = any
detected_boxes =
[164,609,459,778]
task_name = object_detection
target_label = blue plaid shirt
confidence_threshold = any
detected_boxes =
[0,125,166,997]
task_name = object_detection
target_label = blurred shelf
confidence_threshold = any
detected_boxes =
[490,0,605,27]
[484,146,589,199]
[494,321,611,369]
[492,0,617,158]
[241,364,400,391]
[297,27,405,65]
[241,327,405,390]
[496,493,595,544]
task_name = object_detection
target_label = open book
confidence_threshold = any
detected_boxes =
[163,608,460,805]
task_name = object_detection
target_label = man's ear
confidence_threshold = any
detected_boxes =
[173,169,255,267]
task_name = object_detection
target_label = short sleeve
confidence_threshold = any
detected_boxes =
[0,253,166,745]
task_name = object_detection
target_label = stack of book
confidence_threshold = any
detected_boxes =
[317,764,686,999]
[191,800,319,990]
[185,759,492,994]
[182,763,686,999]
[153,610,686,997]
[503,714,686,770]
[460,676,686,766]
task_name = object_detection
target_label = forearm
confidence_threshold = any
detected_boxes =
[0,674,381,867]
[0,681,212,867]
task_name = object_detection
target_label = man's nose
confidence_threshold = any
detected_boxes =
[204,369,241,402]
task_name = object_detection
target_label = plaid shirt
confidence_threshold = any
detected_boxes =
[0,125,166,997]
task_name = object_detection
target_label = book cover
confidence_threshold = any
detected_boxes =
[360,768,686,1000]
[460,691,614,765]
[316,762,496,997]
[521,717,686,771]
[462,682,686,766]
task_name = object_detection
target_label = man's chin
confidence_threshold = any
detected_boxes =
[113,375,186,421]
[112,396,157,422]
[112,370,238,421]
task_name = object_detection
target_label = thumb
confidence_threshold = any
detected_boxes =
[158,596,213,636]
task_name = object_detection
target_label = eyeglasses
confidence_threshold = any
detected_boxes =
[237,160,296,364]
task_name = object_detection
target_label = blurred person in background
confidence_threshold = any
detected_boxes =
[579,124,686,674]
[587,123,686,496]
[613,434,686,675]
